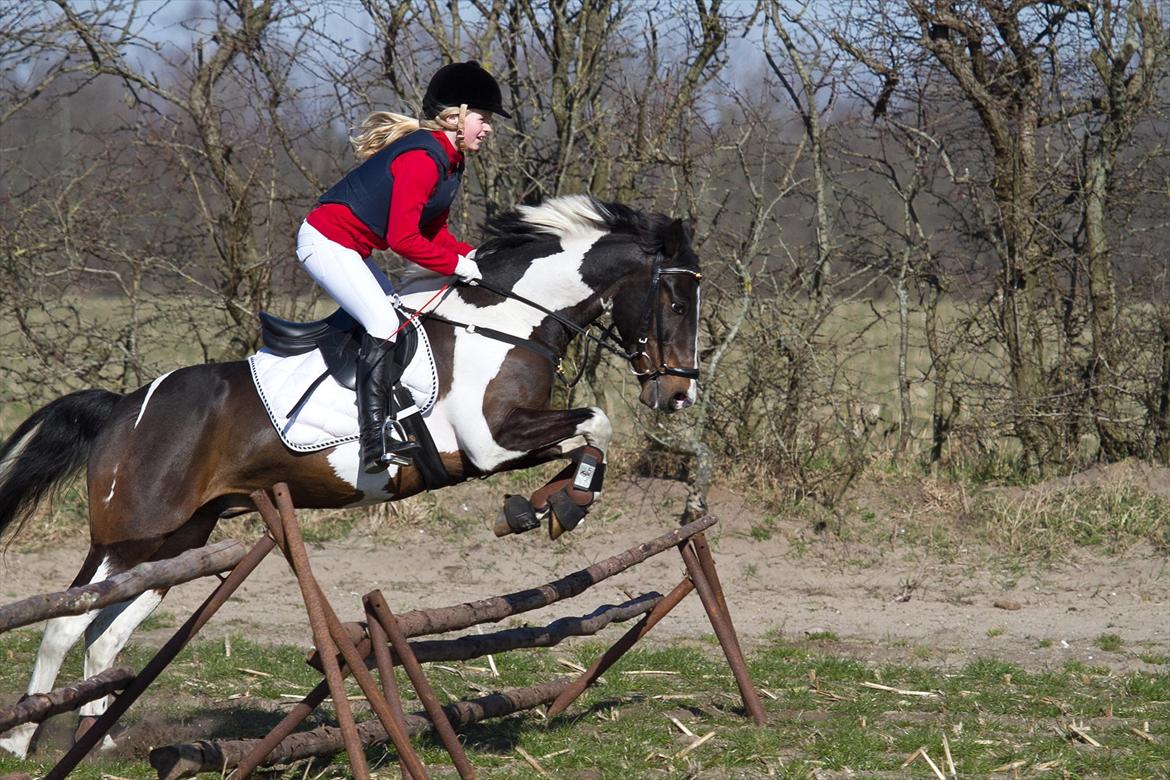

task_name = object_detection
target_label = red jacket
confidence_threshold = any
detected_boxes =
[306,131,472,274]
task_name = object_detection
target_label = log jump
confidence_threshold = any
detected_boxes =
[0,483,765,779]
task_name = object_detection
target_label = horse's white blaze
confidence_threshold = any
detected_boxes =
[0,421,41,492]
[135,370,175,428]
[687,285,702,404]
[80,589,164,730]
[0,558,111,758]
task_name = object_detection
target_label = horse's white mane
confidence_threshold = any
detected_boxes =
[395,195,613,288]
[515,194,613,240]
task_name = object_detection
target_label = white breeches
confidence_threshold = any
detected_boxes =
[297,221,399,341]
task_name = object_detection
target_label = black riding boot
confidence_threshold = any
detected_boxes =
[356,333,420,473]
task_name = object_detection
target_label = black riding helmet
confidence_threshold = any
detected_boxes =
[422,61,511,119]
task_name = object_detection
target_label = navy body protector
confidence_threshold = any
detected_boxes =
[317,129,463,238]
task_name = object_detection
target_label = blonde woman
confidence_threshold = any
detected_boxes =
[298,61,509,473]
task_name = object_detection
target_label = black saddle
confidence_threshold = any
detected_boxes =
[259,307,417,391]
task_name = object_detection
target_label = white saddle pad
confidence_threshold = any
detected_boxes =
[247,326,439,452]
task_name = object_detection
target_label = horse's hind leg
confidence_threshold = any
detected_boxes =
[0,546,105,758]
[74,588,166,748]
[72,508,218,747]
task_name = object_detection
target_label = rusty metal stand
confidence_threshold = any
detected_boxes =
[44,536,275,780]
[223,493,764,779]
[366,591,477,780]
[244,485,429,780]
[365,597,416,779]
[547,531,767,725]
[680,534,767,724]
[547,577,695,718]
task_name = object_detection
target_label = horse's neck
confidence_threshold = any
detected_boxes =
[437,240,616,341]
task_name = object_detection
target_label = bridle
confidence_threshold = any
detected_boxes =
[446,257,702,384]
[626,264,702,381]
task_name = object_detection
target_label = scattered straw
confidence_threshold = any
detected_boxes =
[237,667,272,677]
[1129,725,1156,743]
[990,759,1027,772]
[515,746,551,778]
[556,657,586,674]
[668,715,695,737]
[942,734,957,777]
[921,749,946,780]
[861,681,939,697]
[673,730,716,759]
[1066,723,1102,747]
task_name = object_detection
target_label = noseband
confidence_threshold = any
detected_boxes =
[455,258,701,383]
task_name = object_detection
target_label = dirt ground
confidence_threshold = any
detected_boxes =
[1,464,1167,675]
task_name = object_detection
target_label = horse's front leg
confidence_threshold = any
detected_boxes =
[490,405,613,538]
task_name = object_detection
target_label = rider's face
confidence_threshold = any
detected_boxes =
[461,111,492,152]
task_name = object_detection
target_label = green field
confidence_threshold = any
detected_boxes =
[1,628,1166,779]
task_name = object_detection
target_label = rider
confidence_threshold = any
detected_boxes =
[297,61,510,474]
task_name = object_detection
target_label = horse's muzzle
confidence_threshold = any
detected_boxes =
[640,377,696,412]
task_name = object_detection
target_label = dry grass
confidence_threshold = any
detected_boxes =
[972,478,1170,561]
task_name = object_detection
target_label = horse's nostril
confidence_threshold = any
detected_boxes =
[672,392,691,408]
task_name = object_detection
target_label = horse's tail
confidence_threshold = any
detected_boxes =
[0,389,122,541]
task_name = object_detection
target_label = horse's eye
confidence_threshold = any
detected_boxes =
[671,302,686,315]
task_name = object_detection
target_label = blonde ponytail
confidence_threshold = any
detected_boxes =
[350,106,466,160]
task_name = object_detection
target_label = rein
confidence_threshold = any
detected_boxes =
[456,260,702,383]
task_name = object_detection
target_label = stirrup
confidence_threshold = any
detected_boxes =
[379,419,421,467]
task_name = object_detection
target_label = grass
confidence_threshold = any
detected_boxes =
[1096,633,1125,653]
[973,480,1170,562]
[1,629,1167,779]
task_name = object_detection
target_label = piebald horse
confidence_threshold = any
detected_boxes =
[0,195,701,757]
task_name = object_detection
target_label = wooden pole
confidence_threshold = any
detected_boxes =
[0,667,134,732]
[309,514,718,670]
[0,540,250,634]
[151,679,574,780]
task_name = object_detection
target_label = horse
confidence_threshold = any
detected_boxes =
[0,195,701,758]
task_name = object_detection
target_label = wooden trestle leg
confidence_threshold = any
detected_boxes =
[366,591,478,780]
[546,577,695,719]
[679,536,767,725]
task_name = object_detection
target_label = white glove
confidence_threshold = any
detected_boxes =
[454,252,482,282]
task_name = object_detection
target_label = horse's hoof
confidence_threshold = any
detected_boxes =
[548,489,587,540]
[75,715,98,742]
[495,495,541,537]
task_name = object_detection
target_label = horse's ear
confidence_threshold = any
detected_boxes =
[664,218,696,257]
